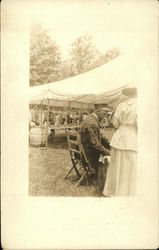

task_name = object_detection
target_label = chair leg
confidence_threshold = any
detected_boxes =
[76,170,88,187]
[63,161,89,187]
[63,166,74,179]
[72,160,81,177]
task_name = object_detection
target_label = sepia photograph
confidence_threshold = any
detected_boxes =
[2,0,158,249]
[29,2,138,198]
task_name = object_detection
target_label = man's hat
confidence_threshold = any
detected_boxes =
[95,103,109,110]
[102,107,110,112]
[122,86,137,97]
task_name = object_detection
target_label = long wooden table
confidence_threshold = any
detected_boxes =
[49,125,80,135]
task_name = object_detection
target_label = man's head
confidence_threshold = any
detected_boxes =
[94,107,108,122]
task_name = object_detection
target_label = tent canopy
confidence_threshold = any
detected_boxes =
[29,54,138,109]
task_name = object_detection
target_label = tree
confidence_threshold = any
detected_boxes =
[90,47,120,69]
[60,59,73,78]
[30,23,62,86]
[68,34,101,76]
[104,47,120,62]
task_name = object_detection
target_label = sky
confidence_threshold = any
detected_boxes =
[29,0,156,60]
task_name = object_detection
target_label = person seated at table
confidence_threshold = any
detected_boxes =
[82,112,88,120]
[54,113,60,126]
[43,118,47,127]
[48,129,55,144]
[58,113,64,125]
[29,119,36,130]
[67,110,72,124]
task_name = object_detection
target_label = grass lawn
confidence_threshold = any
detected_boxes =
[29,132,100,197]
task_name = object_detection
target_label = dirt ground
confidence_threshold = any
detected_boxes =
[29,132,100,197]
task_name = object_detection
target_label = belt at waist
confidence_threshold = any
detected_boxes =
[119,124,137,130]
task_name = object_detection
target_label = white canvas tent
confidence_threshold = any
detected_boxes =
[29,54,139,148]
[30,89,95,109]
[29,53,139,103]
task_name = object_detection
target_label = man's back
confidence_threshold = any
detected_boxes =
[80,114,101,173]
[80,114,100,136]
[80,113,109,170]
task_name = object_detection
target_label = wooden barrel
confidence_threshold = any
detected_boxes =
[29,127,46,146]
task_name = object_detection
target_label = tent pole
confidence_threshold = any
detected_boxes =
[68,101,71,109]
[40,100,43,127]
[46,98,49,148]
[40,100,43,146]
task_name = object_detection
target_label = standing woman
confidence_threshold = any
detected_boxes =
[103,87,137,196]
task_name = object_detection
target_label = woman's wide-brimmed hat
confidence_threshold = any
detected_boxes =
[122,86,137,97]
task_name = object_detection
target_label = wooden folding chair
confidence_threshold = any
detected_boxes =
[64,130,90,187]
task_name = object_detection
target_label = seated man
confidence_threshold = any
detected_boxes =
[80,107,110,179]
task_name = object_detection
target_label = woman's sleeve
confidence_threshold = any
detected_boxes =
[111,103,123,128]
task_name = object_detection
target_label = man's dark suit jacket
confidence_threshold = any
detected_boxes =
[80,114,109,174]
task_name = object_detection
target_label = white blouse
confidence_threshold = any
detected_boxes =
[110,98,137,151]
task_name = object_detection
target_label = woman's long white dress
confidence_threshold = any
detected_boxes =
[103,98,137,196]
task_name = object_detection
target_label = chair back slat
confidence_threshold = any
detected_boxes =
[68,139,79,146]
[64,130,90,187]
[70,148,80,154]
[66,130,88,163]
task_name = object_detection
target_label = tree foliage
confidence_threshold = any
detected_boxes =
[30,23,62,86]
[68,34,101,76]
[61,34,120,78]
[30,26,120,86]
[90,47,120,70]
